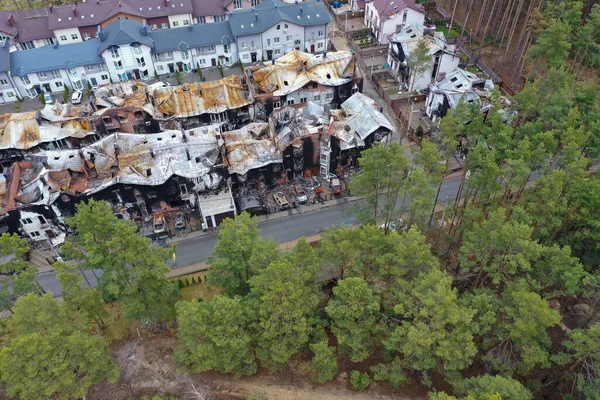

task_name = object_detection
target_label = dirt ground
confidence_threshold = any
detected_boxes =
[88,333,431,400]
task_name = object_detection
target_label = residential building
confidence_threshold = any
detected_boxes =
[10,38,110,98]
[425,68,495,121]
[364,0,425,44]
[349,0,367,11]
[229,0,329,63]
[0,9,55,52]
[0,42,19,103]
[149,21,237,73]
[387,23,460,91]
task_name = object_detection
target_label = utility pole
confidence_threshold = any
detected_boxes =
[370,51,375,76]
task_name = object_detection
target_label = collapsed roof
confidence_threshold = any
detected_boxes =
[222,123,282,176]
[389,23,457,58]
[150,76,252,119]
[0,111,94,151]
[427,68,495,116]
[338,92,394,145]
[248,49,358,96]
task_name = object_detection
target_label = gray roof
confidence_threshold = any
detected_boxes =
[97,19,154,54]
[0,41,10,72]
[10,38,104,77]
[149,21,233,53]
[228,0,330,37]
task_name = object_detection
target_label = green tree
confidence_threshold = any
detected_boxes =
[0,294,119,400]
[406,38,432,92]
[349,142,409,230]
[65,199,178,321]
[385,269,477,377]
[483,288,561,375]
[554,323,600,399]
[249,259,319,371]
[327,277,380,362]
[206,212,277,296]
[527,18,571,74]
[0,233,42,312]
[309,340,338,383]
[55,262,107,327]
[350,371,371,391]
[454,374,533,400]
[175,295,256,376]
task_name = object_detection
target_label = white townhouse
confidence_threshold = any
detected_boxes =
[228,0,330,63]
[364,0,425,44]
[0,42,19,103]
[10,38,110,99]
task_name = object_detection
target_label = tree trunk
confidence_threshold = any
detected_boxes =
[449,0,461,35]
[490,0,514,61]
[428,171,446,226]
[473,0,490,44]
[499,0,526,69]
[477,0,500,59]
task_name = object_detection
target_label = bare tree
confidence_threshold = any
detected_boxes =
[187,384,213,400]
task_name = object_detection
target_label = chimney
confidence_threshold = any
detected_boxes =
[72,5,77,17]
[164,0,168,6]
[7,14,15,27]
[300,6,303,14]
[49,5,53,13]
[118,0,122,7]
[254,13,258,21]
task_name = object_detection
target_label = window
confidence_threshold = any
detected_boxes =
[199,59,206,65]
[313,94,321,101]
[198,16,206,23]
[183,20,190,26]
[223,44,230,53]
[181,50,189,60]
[26,87,37,97]
[273,101,281,108]
[140,69,149,79]
[20,41,35,50]
[111,48,120,58]
[51,70,60,78]
[60,35,67,41]
[43,38,54,45]
[234,0,242,9]
[55,82,62,88]
[286,35,292,42]
[284,24,288,29]
[21,76,31,85]
[72,80,83,90]
[214,15,225,22]
[241,42,248,49]
[183,62,190,72]
[318,30,324,37]
[38,216,47,224]
[242,53,249,60]
[276,24,281,31]
[317,42,323,49]
[300,97,307,103]
[29,231,41,238]
[119,73,127,82]
[208,45,215,52]
[136,57,146,67]
[0,79,8,86]
[38,71,47,78]
[83,32,91,40]
[114,60,124,70]
[69,68,78,78]
[99,63,106,71]
[252,0,260,6]
[156,65,164,71]
[151,24,158,30]
[85,65,94,71]
[71,34,78,40]
[325,92,333,100]
[165,51,173,58]
[101,74,109,80]
[161,22,168,29]
[274,49,280,56]
[21,218,33,225]
[287,99,295,105]
[274,37,280,43]
[172,21,179,27]
[266,38,271,47]
[6,92,14,98]
[250,40,255,49]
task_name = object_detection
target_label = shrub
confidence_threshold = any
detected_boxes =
[178,280,184,289]
[185,278,190,287]
[175,70,182,85]
[39,93,45,105]
[309,341,338,383]
[239,59,244,71]
[350,371,371,391]
[218,61,224,78]
[197,63,203,81]
[191,277,196,285]
[63,84,70,103]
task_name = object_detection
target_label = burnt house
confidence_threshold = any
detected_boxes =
[94,107,159,135]
[246,49,363,119]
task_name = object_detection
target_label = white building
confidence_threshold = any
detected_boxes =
[364,0,425,44]
[388,23,460,91]
[0,42,19,103]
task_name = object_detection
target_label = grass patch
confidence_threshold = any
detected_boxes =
[466,65,479,74]
[459,49,470,63]
[99,302,153,342]
[172,271,220,302]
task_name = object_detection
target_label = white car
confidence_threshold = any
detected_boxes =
[71,90,83,105]
[43,91,53,104]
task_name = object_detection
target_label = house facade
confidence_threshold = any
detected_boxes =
[387,23,460,91]
[364,0,425,44]
[0,43,19,103]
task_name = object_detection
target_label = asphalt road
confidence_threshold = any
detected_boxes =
[38,175,463,296]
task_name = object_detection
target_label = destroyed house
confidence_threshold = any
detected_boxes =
[425,68,495,120]
[246,49,362,118]
[150,76,253,129]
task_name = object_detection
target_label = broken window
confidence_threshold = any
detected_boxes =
[450,77,458,82]
[134,111,144,120]
[284,80,289,86]
[102,116,113,124]
[326,73,331,79]
[38,216,47,224]
[146,168,152,176]
[456,84,464,88]
[118,115,128,123]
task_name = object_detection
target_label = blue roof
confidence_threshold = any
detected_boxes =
[0,42,10,73]
[97,19,154,55]
[10,39,104,77]
[149,21,234,54]
[228,0,330,37]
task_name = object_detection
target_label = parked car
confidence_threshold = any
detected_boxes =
[295,185,308,204]
[71,90,83,105]
[43,91,53,104]
[273,192,290,210]
[174,212,186,230]
[330,177,342,195]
